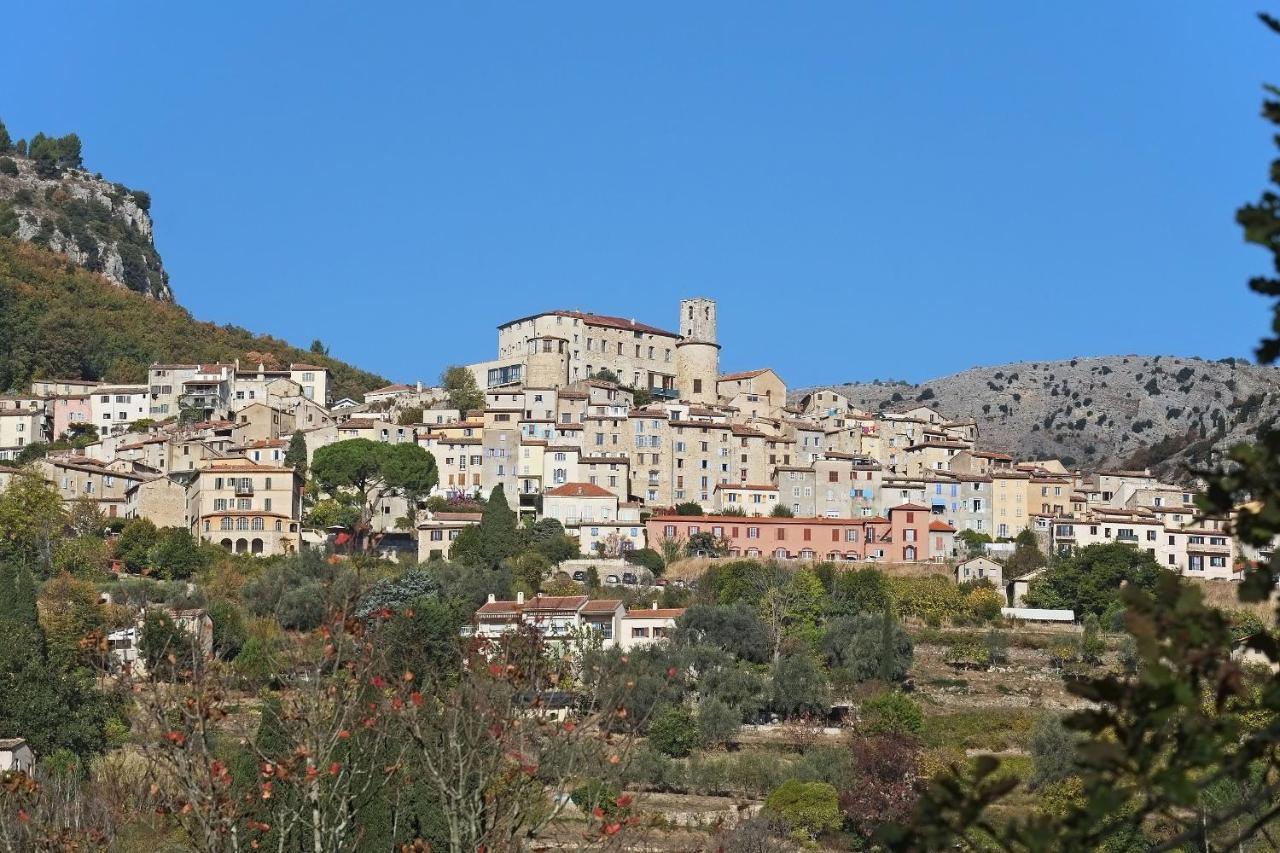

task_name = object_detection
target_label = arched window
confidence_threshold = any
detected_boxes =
[220,517,233,531]
[237,517,250,531]
[252,517,264,531]
[275,520,283,532]
[903,546,917,561]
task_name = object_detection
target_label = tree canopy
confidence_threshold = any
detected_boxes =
[311,439,438,548]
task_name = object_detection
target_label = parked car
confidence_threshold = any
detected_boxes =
[571,570,587,582]
[621,572,638,586]
[605,574,620,586]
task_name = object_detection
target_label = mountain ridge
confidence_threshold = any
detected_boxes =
[796,354,1280,478]
[0,125,170,300]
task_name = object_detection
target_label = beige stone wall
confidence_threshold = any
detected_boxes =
[128,477,188,528]
[675,341,720,404]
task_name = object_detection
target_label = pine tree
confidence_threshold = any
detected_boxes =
[0,118,11,154]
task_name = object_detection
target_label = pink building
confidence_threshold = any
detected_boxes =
[648,503,946,563]
[48,395,93,441]
[648,514,887,561]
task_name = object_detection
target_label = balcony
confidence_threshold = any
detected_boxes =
[650,388,679,400]
[234,482,254,496]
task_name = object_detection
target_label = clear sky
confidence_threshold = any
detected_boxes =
[2,3,1275,386]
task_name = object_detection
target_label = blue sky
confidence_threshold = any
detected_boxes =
[2,3,1275,386]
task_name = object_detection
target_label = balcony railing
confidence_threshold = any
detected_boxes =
[234,483,254,496]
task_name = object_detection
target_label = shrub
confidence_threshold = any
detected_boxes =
[771,653,829,719]
[648,704,697,757]
[763,780,842,841]
[697,697,742,749]
[623,547,664,576]
[1029,714,1083,789]
[944,637,991,670]
[961,584,1004,624]
[889,575,965,625]
[859,691,924,737]
[0,156,16,176]
[570,778,623,819]
[820,609,913,683]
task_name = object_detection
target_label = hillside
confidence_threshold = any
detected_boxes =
[0,237,387,399]
[799,355,1280,478]
[0,124,170,299]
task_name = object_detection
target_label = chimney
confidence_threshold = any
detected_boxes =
[487,593,495,604]
[516,591,525,605]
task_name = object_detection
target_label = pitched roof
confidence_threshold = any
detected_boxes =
[718,368,769,382]
[523,594,589,612]
[477,600,523,615]
[928,520,957,532]
[889,503,931,513]
[500,310,677,338]
[546,482,615,498]
[581,599,624,614]
[623,607,686,619]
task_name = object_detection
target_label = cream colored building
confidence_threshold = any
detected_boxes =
[0,407,46,462]
[618,605,684,651]
[31,378,101,397]
[474,309,681,393]
[543,482,619,526]
[187,459,301,556]
[36,456,145,518]
[417,511,483,561]
[715,482,779,514]
[717,368,787,419]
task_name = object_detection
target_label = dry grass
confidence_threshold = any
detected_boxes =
[1187,577,1277,622]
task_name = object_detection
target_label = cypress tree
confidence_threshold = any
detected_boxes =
[876,603,897,684]
[285,430,309,481]
[479,485,518,568]
[0,561,16,624]
[11,564,39,634]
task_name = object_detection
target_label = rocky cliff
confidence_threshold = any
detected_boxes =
[0,137,170,300]
[799,355,1280,478]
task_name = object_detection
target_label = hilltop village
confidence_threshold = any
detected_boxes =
[0,298,1252,587]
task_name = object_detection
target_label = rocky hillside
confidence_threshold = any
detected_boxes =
[0,123,170,300]
[800,355,1280,478]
